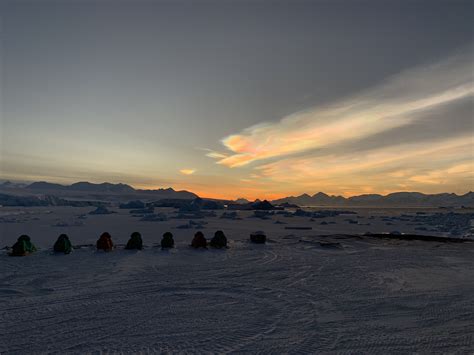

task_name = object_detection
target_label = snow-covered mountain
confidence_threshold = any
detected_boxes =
[26,181,136,194]
[272,191,474,207]
[0,181,198,203]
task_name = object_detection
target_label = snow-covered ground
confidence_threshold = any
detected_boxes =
[1,207,473,353]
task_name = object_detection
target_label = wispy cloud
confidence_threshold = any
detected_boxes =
[205,151,227,159]
[180,169,196,175]
[202,50,474,196]
[254,135,473,196]
[208,52,473,168]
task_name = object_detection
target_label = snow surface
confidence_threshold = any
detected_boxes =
[1,207,474,353]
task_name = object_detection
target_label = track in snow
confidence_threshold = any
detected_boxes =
[1,235,473,353]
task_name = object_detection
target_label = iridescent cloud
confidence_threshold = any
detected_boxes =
[208,52,473,169]
[203,51,473,196]
[254,135,473,196]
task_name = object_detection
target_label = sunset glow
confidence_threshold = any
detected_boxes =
[2,1,473,200]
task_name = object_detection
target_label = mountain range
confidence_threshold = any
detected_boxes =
[272,191,474,207]
[0,181,197,200]
[1,180,473,207]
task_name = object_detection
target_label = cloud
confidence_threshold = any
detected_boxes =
[254,135,473,195]
[208,51,474,168]
[180,169,196,175]
[201,49,474,196]
[205,151,228,159]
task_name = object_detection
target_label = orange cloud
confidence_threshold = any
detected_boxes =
[179,169,196,175]
[253,135,473,196]
[198,51,474,198]
[208,53,473,168]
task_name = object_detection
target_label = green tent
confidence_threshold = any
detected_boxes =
[209,230,227,248]
[53,234,73,254]
[161,232,175,249]
[10,235,37,256]
[125,232,143,250]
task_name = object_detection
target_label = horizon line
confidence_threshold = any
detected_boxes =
[1,177,472,201]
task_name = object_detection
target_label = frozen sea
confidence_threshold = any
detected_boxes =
[1,206,473,353]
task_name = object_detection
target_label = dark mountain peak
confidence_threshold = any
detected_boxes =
[27,181,66,190]
[312,192,329,198]
[386,191,426,198]
[298,193,311,198]
[70,181,135,193]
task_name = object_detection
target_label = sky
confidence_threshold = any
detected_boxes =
[1,0,473,200]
